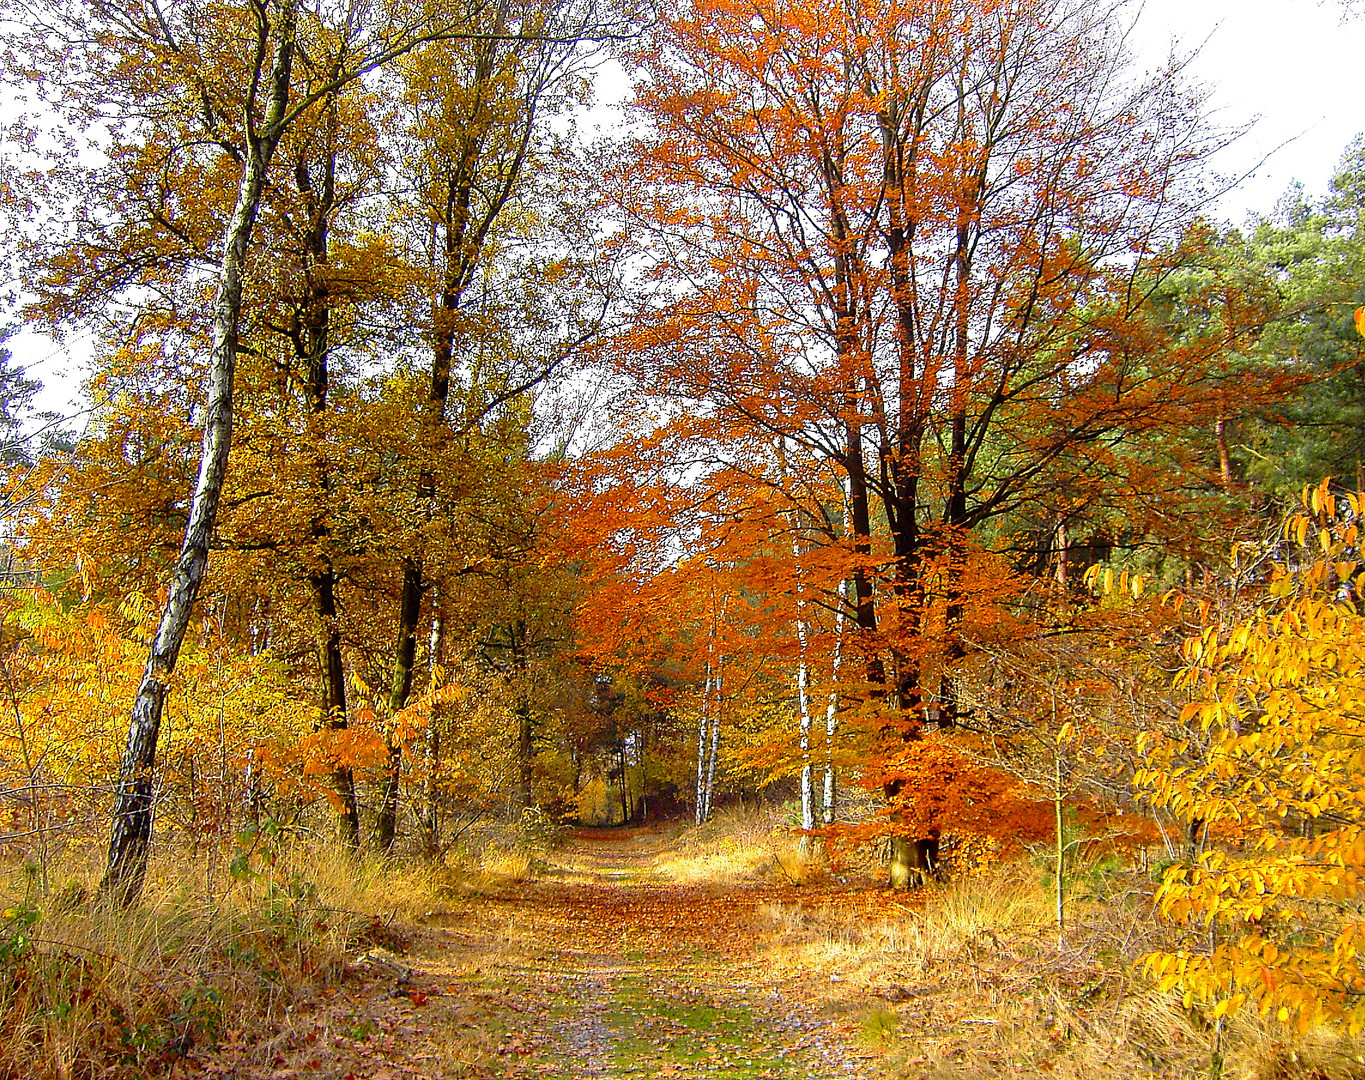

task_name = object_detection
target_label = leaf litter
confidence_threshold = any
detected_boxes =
[189,828,888,1080]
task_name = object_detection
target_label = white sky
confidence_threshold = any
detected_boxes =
[9,0,1361,420]
[1126,0,1361,224]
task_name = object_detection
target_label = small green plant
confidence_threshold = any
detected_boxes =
[229,818,285,881]
[859,1005,900,1046]
[261,873,319,934]
[343,1012,377,1042]
[0,902,39,963]
[168,982,225,1051]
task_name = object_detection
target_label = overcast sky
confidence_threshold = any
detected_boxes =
[1127,0,1360,223]
[11,0,1362,418]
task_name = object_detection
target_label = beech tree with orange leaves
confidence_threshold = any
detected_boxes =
[605,0,1276,883]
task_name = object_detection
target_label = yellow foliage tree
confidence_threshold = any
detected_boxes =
[1138,479,1365,1032]
[0,586,320,878]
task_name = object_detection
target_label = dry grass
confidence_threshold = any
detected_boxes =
[0,837,453,1079]
[654,803,826,886]
[469,843,535,885]
[754,859,1365,1079]
[20,812,1365,1080]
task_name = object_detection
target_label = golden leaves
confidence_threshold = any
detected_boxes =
[1138,482,1365,1032]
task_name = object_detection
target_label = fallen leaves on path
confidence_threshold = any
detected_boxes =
[188,830,892,1080]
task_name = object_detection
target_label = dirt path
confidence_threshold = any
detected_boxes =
[213,829,892,1080]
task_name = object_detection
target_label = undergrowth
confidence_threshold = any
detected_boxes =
[0,833,452,1080]
[756,859,1365,1079]
[656,803,824,886]
[446,805,567,888]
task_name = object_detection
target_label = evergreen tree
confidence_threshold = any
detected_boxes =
[1242,137,1365,492]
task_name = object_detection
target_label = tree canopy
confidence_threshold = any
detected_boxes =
[1,1,1365,1008]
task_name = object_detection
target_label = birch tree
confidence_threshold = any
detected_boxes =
[3,0,624,902]
[694,591,725,824]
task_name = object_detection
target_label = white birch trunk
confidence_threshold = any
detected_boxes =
[704,662,722,820]
[102,5,297,905]
[420,604,444,852]
[797,626,813,835]
[694,591,732,824]
[793,546,814,846]
[823,596,844,826]
[695,661,714,826]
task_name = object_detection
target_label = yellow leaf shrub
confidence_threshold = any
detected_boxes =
[1139,483,1365,1031]
[0,587,317,839]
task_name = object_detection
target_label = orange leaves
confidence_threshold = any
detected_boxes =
[855,728,1055,850]
[298,729,389,776]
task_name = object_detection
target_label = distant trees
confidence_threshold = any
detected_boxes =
[1234,139,1365,493]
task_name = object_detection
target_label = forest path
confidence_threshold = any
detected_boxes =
[240,827,893,1080]
[448,826,882,1079]
[495,827,874,1079]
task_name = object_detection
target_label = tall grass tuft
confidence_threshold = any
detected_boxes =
[0,839,444,1079]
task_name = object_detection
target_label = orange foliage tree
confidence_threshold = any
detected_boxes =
[597,0,1269,880]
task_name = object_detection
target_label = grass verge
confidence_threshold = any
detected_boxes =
[755,859,1365,1079]
[0,839,449,1079]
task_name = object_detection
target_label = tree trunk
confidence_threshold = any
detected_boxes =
[316,568,360,848]
[295,92,360,850]
[779,439,815,853]
[797,633,813,852]
[822,482,851,830]
[636,730,647,822]
[509,619,535,813]
[695,661,714,825]
[516,701,534,811]
[695,595,722,825]
[938,200,972,730]
[420,605,444,856]
[845,430,880,650]
[704,663,722,818]
[101,6,296,906]
[823,589,845,827]
[376,156,465,847]
[889,834,939,890]
[377,556,423,851]
[1215,413,1233,488]
[1054,515,1069,588]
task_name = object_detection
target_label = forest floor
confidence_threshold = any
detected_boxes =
[143,822,1365,1080]
[195,825,902,1080]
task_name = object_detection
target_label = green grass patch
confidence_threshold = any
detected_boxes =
[605,969,802,1079]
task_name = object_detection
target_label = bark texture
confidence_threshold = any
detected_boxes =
[103,5,297,905]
